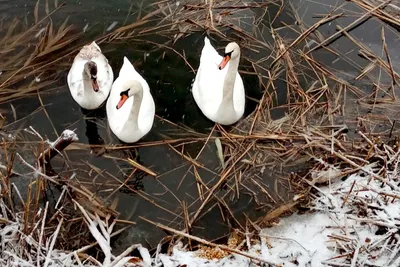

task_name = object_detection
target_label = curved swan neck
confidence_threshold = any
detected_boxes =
[128,87,144,128]
[222,54,240,102]
[82,62,94,93]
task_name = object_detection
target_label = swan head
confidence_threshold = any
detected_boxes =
[84,61,99,92]
[116,80,143,110]
[218,42,240,70]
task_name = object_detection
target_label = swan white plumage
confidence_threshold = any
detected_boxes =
[67,41,113,110]
[106,57,155,143]
[192,37,245,125]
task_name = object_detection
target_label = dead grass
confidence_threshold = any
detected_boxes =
[0,4,83,102]
[1,0,400,265]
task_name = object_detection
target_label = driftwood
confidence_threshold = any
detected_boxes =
[37,129,78,166]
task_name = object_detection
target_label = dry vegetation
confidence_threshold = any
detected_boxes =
[1,0,400,266]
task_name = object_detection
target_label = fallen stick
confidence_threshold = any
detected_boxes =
[37,129,78,166]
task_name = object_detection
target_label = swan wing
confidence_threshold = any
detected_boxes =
[67,54,90,101]
[137,90,155,137]
[201,37,222,64]
[119,57,144,81]
[67,56,86,86]
[233,73,245,118]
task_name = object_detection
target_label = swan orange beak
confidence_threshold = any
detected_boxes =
[116,94,128,109]
[91,78,99,92]
[218,55,230,70]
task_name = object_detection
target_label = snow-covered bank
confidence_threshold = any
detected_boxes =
[155,167,399,267]
[261,168,400,267]
[2,164,398,267]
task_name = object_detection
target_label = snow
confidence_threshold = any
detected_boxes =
[158,242,262,267]
[1,164,399,266]
[153,170,399,267]
[259,213,335,266]
[61,129,79,142]
[46,129,78,147]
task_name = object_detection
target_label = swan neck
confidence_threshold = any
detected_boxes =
[222,55,239,102]
[128,88,143,128]
[82,65,92,93]
[82,62,91,78]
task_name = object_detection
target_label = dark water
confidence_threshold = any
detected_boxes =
[1,0,400,252]
[292,0,400,137]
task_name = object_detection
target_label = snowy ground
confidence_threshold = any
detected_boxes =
[260,169,400,267]
[155,167,400,267]
[1,165,399,266]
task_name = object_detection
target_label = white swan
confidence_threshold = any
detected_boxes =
[106,57,155,143]
[67,41,113,110]
[192,37,245,125]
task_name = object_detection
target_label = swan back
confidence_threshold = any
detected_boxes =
[78,41,102,59]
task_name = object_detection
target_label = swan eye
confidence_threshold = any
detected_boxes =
[120,89,130,97]
[224,51,233,57]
